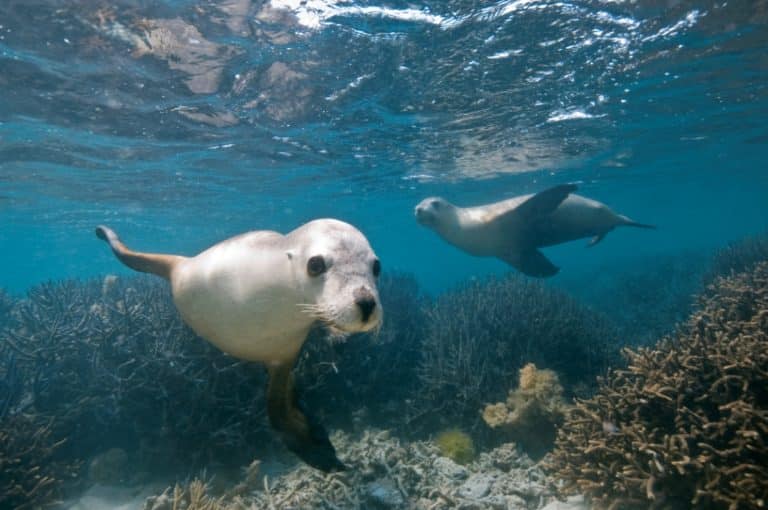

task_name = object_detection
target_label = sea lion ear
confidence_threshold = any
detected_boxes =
[286,250,294,260]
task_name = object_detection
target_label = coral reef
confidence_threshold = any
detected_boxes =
[483,363,568,459]
[144,428,559,509]
[0,272,428,482]
[0,414,78,510]
[413,274,619,433]
[1,276,274,470]
[579,253,708,346]
[0,288,15,321]
[546,261,768,509]
[704,230,768,284]
[435,428,476,465]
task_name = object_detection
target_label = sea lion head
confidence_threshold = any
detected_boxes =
[290,219,382,337]
[414,197,456,229]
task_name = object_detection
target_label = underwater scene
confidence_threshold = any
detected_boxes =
[1,0,767,508]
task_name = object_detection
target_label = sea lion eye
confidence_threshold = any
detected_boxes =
[431,200,441,209]
[372,259,381,278]
[307,255,327,277]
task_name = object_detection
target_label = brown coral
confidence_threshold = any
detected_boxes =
[546,261,768,509]
[483,363,568,458]
[0,414,78,510]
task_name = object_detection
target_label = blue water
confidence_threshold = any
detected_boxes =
[0,0,766,297]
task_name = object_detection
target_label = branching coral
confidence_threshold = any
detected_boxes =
[0,414,78,510]
[546,261,768,509]
[1,276,273,470]
[483,363,568,458]
[704,230,768,285]
[413,274,619,433]
[581,253,708,346]
[143,479,231,510]
[0,288,15,322]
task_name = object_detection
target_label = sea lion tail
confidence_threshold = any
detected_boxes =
[618,216,656,229]
[95,225,183,280]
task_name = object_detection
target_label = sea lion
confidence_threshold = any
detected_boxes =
[95,219,383,472]
[414,184,655,277]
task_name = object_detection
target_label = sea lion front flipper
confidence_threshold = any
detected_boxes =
[587,233,606,247]
[515,184,577,220]
[501,249,559,278]
[266,362,346,472]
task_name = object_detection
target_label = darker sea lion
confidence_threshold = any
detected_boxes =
[415,184,655,277]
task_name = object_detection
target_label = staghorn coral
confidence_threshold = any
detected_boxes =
[580,253,708,346]
[143,478,232,510]
[0,288,15,322]
[435,428,476,465]
[412,274,619,434]
[0,414,78,510]
[704,230,768,285]
[546,261,768,509]
[1,276,274,470]
[483,363,568,459]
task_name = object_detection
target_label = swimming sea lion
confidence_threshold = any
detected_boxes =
[95,219,383,471]
[414,184,655,277]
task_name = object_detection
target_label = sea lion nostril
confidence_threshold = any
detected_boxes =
[353,287,376,322]
[356,297,376,322]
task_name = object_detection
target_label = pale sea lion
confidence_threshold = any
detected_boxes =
[415,184,655,277]
[95,219,383,471]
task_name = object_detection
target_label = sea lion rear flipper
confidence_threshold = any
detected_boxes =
[95,225,184,280]
[502,249,559,278]
[266,362,346,472]
[515,184,577,220]
[618,215,656,229]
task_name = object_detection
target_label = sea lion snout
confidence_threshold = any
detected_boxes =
[353,286,377,323]
[414,203,434,226]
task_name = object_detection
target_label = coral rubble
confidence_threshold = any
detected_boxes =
[483,363,568,459]
[144,428,558,510]
[546,262,768,509]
